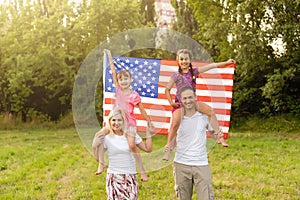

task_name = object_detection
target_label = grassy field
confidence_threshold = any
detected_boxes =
[1,128,299,199]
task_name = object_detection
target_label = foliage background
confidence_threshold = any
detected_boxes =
[0,0,299,127]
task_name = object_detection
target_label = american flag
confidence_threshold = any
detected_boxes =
[103,55,235,138]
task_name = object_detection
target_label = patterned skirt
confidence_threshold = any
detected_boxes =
[106,173,138,200]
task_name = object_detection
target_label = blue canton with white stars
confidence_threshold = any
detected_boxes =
[104,56,161,98]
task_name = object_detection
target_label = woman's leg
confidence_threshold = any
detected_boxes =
[197,102,228,147]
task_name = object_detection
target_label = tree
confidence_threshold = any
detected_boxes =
[260,0,300,115]
[0,0,145,122]
[171,0,199,38]
[140,0,156,25]
[169,0,300,120]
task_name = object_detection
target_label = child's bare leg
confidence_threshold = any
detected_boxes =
[163,109,182,161]
[127,131,148,182]
[197,102,229,147]
[95,143,106,175]
[216,131,229,147]
[92,131,107,175]
[214,129,228,147]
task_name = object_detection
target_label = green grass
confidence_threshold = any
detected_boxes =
[1,128,299,199]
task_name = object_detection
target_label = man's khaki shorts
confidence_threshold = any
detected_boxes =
[173,162,214,200]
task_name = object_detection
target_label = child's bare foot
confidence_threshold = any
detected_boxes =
[95,163,106,175]
[215,129,229,147]
[141,172,148,182]
[217,137,229,147]
[162,145,171,161]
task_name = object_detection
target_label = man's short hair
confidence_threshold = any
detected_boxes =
[180,86,196,96]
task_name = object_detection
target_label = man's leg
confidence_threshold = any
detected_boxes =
[173,162,193,200]
[193,165,214,200]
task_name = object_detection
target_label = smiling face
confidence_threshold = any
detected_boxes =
[117,70,132,89]
[109,113,125,134]
[177,49,192,72]
[107,109,126,135]
[177,52,191,71]
[180,87,197,111]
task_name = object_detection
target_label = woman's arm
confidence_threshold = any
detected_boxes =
[136,127,152,153]
[104,49,119,90]
[197,59,236,73]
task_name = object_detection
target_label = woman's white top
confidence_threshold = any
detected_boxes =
[104,133,142,174]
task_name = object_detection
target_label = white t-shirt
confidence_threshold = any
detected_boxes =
[174,112,212,166]
[104,133,142,174]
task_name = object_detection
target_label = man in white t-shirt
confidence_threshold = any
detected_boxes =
[167,86,216,200]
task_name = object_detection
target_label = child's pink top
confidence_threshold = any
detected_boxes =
[171,67,199,104]
[115,87,141,127]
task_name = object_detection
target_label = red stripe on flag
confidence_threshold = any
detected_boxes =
[214,108,231,115]
[198,84,233,91]
[199,73,234,79]
[159,71,234,80]
[197,96,232,103]
[161,60,236,69]
[193,61,236,69]
[157,83,233,91]
[161,59,178,66]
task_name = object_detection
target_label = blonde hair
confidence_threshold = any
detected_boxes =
[106,108,127,135]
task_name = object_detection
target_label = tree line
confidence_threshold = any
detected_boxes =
[0,0,299,124]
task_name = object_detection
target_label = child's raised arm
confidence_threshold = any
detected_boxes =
[197,59,236,73]
[104,49,119,90]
